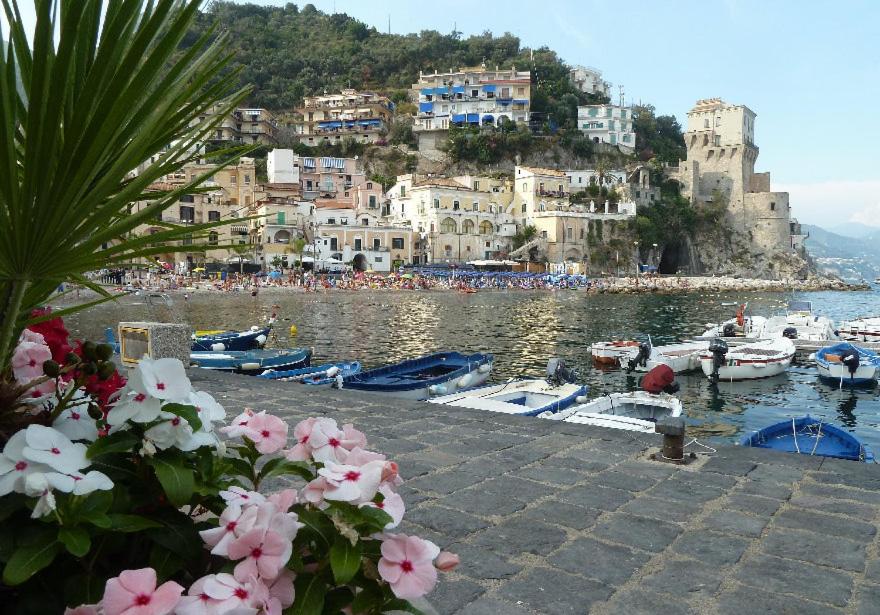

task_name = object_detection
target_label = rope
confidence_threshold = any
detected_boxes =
[809,422,823,456]
[684,438,717,454]
[792,418,800,454]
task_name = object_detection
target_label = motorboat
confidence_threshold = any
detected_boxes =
[191,325,272,352]
[190,348,311,375]
[814,342,880,387]
[427,359,586,416]
[257,361,362,385]
[757,300,838,342]
[590,340,640,367]
[625,339,709,374]
[699,338,795,381]
[740,415,874,463]
[538,391,683,433]
[340,352,493,400]
[700,303,766,338]
[838,317,880,343]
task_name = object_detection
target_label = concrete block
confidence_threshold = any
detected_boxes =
[118,321,191,366]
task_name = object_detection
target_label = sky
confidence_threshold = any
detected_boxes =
[4,0,879,230]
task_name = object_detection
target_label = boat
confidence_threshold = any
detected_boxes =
[740,415,874,463]
[625,339,709,374]
[191,326,272,352]
[257,362,362,385]
[700,303,766,338]
[538,391,683,433]
[699,337,795,381]
[590,340,640,367]
[815,342,880,387]
[340,352,493,400]
[190,348,311,375]
[838,317,880,343]
[758,300,838,341]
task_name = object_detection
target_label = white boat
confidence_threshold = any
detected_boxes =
[699,338,795,381]
[626,340,709,374]
[838,317,880,343]
[589,340,640,367]
[815,342,880,386]
[427,379,587,416]
[700,303,766,338]
[538,391,683,433]
[758,300,838,342]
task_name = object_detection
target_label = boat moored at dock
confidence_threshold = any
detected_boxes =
[190,348,311,375]
[257,361,362,385]
[839,317,880,343]
[589,340,640,367]
[740,415,874,463]
[814,342,880,387]
[191,325,272,352]
[700,337,795,381]
[539,391,682,433]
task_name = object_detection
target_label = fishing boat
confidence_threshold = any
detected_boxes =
[815,342,880,387]
[340,352,493,400]
[590,340,640,367]
[538,391,682,433]
[625,339,709,374]
[257,362,362,385]
[838,317,880,343]
[699,337,795,381]
[758,300,838,341]
[190,348,311,375]
[740,415,874,463]
[700,303,766,338]
[191,325,272,352]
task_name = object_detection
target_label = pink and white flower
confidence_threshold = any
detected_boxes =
[283,417,320,461]
[64,606,100,615]
[0,431,52,496]
[21,425,88,473]
[242,412,288,454]
[175,573,264,615]
[304,419,367,464]
[128,358,191,402]
[264,569,296,614]
[11,337,52,384]
[219,486,266,508]
[53,402,99,442]
[378,534,441,600]
[362,484,405,529]
[143,413,195,451]
[316,460,384,504]
[267,488,298,513]
[101,567,183,615]
[24,473,57,519]
[435,551,460,572]
[187,391,226,432]
[221,408,257,439]
[199,503,249,557]
[58,470,114,496]
[227,527,292,581]
[107,390,163,428]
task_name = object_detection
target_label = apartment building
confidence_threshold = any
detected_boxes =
[569,65,611,97]
[198,105,277,145]
[577,104,636,152]
[292,89,393,146]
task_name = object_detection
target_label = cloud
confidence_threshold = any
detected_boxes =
[774,180,880,228]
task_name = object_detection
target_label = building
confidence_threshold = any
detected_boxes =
[569,65,610,97]
[567,165,660,208]
[673,98,797,253]
[290,154,368,199]
[198,105,277,145]
[292,89,393,147]
[267,149,300,184]
[577,104,636,152]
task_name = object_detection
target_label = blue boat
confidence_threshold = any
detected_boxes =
[740,415,874,463]
[341,352,494,400]
[190,348,312,375]
[191,326,272,352]
[257,362,362,385]
[815,342,880,387]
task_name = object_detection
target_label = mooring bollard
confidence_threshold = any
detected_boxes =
[655,416,686,462]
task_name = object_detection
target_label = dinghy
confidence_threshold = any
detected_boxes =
[191,325,272,352]
[815,342,880,387]
[340,352,493,400]
[538,391,682,433]
[740,415,874,463]
[758,300,838,342]
[701,303,766,338]
[257,362,362,385]
[699,338,795,381]
[838,317,880,343]
[590,340,640,367]
[625,339,709,374]
[190,348,311,375]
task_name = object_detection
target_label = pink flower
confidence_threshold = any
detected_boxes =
[435,551,460,572]
[219,486,266,508]
[199,503,249,557]
[11,338,52,385]
[284,418,366,464]
[221,408,257,439]
[301,476,330,506]
[64,606,99,615]
[284,417,321,461]
[378,534,441,600]
[362,484,405,529]
[227,528,292,581]
[245,412,288,454]
[264,569,296,614]
[102,568,183,615]
[175,573,264,615]
[317,460,384,504]
[342,447,386,466]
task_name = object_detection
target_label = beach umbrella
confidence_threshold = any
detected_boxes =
[193,267,206,272]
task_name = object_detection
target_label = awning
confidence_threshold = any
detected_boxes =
[420,88,434,96]
[320,157,345,169]
[231,225,248,234]
[302,157,316,168]
[481,114,494,122]
[419,102,434,113]
[358,119,382,126]
[451,113,466,123]
[466,113,479,123]
[451,86,465,94]
[497,99,511,105]
[512,99,529,104]
[318,121,342,129]
[482,84,497,92]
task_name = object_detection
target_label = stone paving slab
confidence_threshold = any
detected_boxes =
[192,370,880,615]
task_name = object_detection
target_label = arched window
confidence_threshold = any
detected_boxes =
[462,219,475,234]
[479,220,493,235]
[440,218,456,233]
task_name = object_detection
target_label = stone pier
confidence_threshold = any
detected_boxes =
[192,370,880,615]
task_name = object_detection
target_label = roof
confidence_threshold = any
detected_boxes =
[314,199,353,210]
[412,177,470,189]
[518,166,567,178]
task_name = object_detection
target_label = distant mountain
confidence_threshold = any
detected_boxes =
[803,224,880,281]
[826,222,879,239]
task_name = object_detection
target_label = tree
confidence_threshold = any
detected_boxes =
[512,225,538,250]
[291,237,307,268]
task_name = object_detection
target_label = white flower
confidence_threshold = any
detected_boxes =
[52,394,99,442]
[318,460,384,504]
[21,425,88,473]
[107,390,163,429]
[24,473,57,519]
[187,391,226,432]
[130,357,191,401]
[59,470,114,495]
[143,413,194,450]
[0,431,53,496]
[219,486,266,508]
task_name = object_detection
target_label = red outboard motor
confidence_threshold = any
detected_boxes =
[640,364,679,394]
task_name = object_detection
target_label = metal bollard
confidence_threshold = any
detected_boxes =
[655,417,686,462]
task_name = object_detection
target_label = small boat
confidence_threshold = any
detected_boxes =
[740,415,874,463]
[758,300,838,341]
[701,303,766,338]
[626,339,709,374]
[815,342,880,387]
[257,362,362,385]
[190,348,311,375]
[340,352,493,400]
[538,391,682,433]
[590,340,640,367]
[191,326,272,352]
[838,317,880,343]
[699,338,795,381]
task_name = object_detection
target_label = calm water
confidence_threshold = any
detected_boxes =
[64,288,880,449]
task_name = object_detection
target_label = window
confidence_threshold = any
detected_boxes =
[230,175,237,184]
[362,218,369,225]
[462,219,475,234]
[444,245,452,257]
[182,234,193,246]
[244,174,250,184]
[208,210,220,222]
[541,230,548,238]
[392,238,404,249]
[713,135,721,146]
[517,87,524,95]
[471,89,478,97]
[400,186,405,197]
[433,198,440,209]
[579,228,584,239]
[327,218,335,224]
[472,202,479,211]
[373,238,381,249]
[277,211,285,224]
[354,238,362,251]
[340,218,348,225]
[770,202,776,211]
[566,227,573,239]
[440,218,457,233]
[369,195,377,208]
[179,194,194,203]
[179,206,194,223]
[208,231,218,245]
[375,256,382,262]
[621,109,627,119]
[330,238,338,250]
[588,108,598,117]
[473,180,479,190]
[539,182,544,192]
[479,220,493,235]
[367,182,373,189]
[704,118,710,129]
[453,200,460,211]
[521,203,526,213]
[715,117,721,126]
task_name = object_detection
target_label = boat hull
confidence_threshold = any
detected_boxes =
[541,392,683,433]
[740,415,874,462]
[191,326,271,352]
[428,380,587,416]
[634,342,709,374]
[699,356,791,380]
[590,341,639,367]
[257,362,362,385]
[815,342,880,386]
[191,348,311,375]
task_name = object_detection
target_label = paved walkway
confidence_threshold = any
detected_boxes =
[192,370,880,615]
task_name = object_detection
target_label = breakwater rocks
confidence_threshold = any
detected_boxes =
[590,276,867,295]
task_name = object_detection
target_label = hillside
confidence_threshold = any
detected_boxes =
[803,224,880,281]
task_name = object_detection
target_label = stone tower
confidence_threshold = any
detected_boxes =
[675,98,795,255]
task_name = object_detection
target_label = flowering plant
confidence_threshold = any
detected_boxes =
[0,320,455,613]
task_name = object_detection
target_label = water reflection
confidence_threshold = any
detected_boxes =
[63,288,880,448]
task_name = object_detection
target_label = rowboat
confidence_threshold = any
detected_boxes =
[190,348,311,375]
[758,300,838,341]
[815,342,880,387]
[257,361,362,385]
[838,317,880,343]
[340,352,493,400]
[699,338,795,381]
[538,391,683,433]
[740,415,874,463]
[191,326,272,352]
[590,340,640,367]
[428,379,587,416]
[701,303,766,338]
[626,340,709,374]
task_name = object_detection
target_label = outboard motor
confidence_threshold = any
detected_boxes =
[708,338,729,383]
[626,342,652,373]
[782,327,798,339]
[722,322,737,337]
[547,358,578,385]
[640,364,679,395]
[841,351,861,379]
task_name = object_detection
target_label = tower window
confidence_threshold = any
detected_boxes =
[770,202,776,211]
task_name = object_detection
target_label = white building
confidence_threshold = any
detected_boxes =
[566,169,628,191]
[569,65,610,97]
[266,149,300,184]
[577,104,636,152]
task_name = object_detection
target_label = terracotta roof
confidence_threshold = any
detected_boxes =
[519,166,567,178]
[413,177,469,189]
[314,199,353,209]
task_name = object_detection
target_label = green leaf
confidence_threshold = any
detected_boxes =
[382,598,426,615]
[87,514,112,529]
[2,535,60,585]
[329,502,392,533]
[350,582,384,615]
[107,514,163,532]
[259,458,315,482]
[150,456,195,507]
[58,526,91,557]
[329,536,362,585]
[161,403,203,432]
[76,489,113,520]
[321,587,354,614]
[225,456,256,485]
[149,543,184,582]
[288,573,326,615]
[294,507,335,551]
[86,430,139,459]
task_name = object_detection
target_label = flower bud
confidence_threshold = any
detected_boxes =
[435,551,460,572]
[65,352,81,365]
[95,343,114,361]
[97,361,116,380]
[87,404,103,420]
[81,362,98,376]
[42,360,60,378]
[81,341,98,360]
